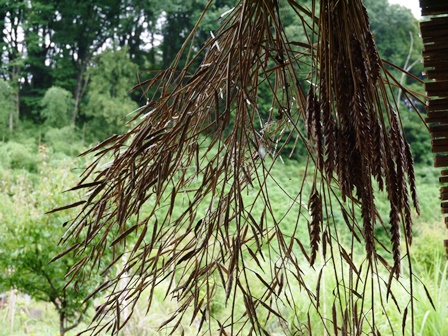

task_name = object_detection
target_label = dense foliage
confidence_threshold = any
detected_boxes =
[0,152,108,335]
[0,0,427,160]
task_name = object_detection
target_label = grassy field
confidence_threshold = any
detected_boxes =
[0,159,446,335]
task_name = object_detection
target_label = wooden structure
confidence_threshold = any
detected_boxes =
[419,0,448,256]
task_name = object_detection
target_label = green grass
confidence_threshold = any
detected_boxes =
[0,156,446,335]
[0,297,90,336]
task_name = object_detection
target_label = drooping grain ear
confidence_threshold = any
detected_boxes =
[308,184,322,266]
[54,0,423,334]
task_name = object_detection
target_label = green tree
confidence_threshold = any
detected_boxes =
[364,0,421,67]
[0,79,15,138]
[160,0,204,68]
[0,157,105,336]
[0,0,25,130]
[2,0,130,122]
[40,86,74,128]
[21,0,56,107]
[51,0,122,122]
[83,47,139,140]
[159,0,235,68]
[115,0,161,67]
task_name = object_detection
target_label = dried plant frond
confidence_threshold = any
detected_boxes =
[55,0,424,335]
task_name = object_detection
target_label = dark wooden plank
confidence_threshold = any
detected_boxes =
[426,116,448,123]
[428,98,448,111]
[429,123,448,132]
[426,81,448,92]
[430,131,448,138]
[440,192,448,200]
[423,60,448,69]
[425,81,448,98]
[432,146,448,153]
[425,70,448,81]
[434,155,448,168]
[423,42,448,52]
[420,0,448,16]
[429,123,448,131]
[420,15,448,27]
[432,138,448,147]
[428,111,448,119]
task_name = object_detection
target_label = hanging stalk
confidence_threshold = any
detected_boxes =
[53,0,423,334]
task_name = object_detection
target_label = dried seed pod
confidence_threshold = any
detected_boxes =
[389,203,401,277]
[309,186,322,266]
[361,163,376,260]
[366,31,381,83]
[371,118,385,190]
[351,35,368,86]
[306,86,316,140]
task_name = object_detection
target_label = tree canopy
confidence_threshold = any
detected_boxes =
[0,0,423,144]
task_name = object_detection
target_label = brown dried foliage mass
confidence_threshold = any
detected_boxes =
[54,0,424,335]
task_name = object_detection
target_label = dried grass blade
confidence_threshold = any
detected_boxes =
[110,224,139,247]
[46,200,86,214]
[49,243,81,263]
